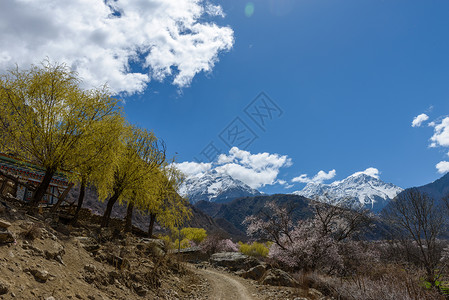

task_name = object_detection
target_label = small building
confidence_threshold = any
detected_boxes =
[0,153,69,205]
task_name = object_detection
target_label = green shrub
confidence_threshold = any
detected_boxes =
[180,227,207,244]
[173,238,191,249]
[238,242,270,257]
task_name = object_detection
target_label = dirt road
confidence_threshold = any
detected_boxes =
[192,267,254,300]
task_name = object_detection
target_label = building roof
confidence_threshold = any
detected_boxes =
[0,153,69,187]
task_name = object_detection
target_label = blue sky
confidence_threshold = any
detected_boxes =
[125,0,449,193]
[2,0,449,194]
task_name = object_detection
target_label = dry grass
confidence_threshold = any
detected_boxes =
[20,223,42,240]
[295,267,447,300]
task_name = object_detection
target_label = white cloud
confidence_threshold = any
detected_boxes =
[292,169,336,184]
[411,113,429,127]
[215,163,280,189]
[214,147,292,189]
[429,117,449,148]
[275,180,294,189]
[418,116,449,173]
[217,147,292,171]
[0,0,234,94]
[292,167,381,186]
[178,147,292,189]
[174,161,212,177]
[350,167,380,179]
[436,161,449,174]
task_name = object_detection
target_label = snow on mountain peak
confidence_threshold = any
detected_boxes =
[293,173,403,212]
[179,170,261,204]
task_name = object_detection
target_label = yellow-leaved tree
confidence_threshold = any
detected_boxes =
[67,114,125,223]
[134,162,191,237]
[0,61,123,209]
[100,126,165,228]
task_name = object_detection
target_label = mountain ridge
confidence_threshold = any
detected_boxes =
[293,173,403,212]
[179,170,262,204]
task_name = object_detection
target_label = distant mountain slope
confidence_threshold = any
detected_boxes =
[194,194,314,233]
[390,173,449,209]
[415,172,449,201]
[293,173,403,213]
[179,170,262,204]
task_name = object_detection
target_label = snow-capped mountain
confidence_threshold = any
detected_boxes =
[293,173,403,212]
[179,170,262,204]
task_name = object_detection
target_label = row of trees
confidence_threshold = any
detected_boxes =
[0,61,190,235]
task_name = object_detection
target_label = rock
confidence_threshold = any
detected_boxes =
[75,237,100,252]
[45,297,56,300]
[140,238,166,257]
[210,252,259,271]
[240,264,266,280]
[260,268,298,287]
[0,219,11,228]
[84,264,96,273]
[0,279,9,295]
[106,254,126,269]
[44,243,65,264]
[307,288,324,299]
[133,284,148,296]
[0,228,14,243]
[30,269,50,282]
[22,244,44,256]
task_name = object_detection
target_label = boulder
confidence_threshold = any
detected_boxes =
[0,279,9,295]
[139,238,166,257]
[240,264,266,280]
[133,284,148,296]
[307,288,324,299]
[260,268,298,287]
[31,269,50,283]
[44,242,65,264]
[210,252,259,271]
[75,237,100,252]
[0,219,11,228]
[0,228,14,243]
[84,264,97,273]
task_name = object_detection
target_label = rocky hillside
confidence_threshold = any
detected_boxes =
[0,198,207,299]
[0,197,328,300]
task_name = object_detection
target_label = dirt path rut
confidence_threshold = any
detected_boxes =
[192,267,254,300]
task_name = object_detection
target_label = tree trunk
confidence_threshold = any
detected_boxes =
[30,167,56,209]
[148,213,156,238]
[0,180,6,196]
[71,179,86,224]
[50,183,74,213]
[101,192,119,228]
[124,201,134,233]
